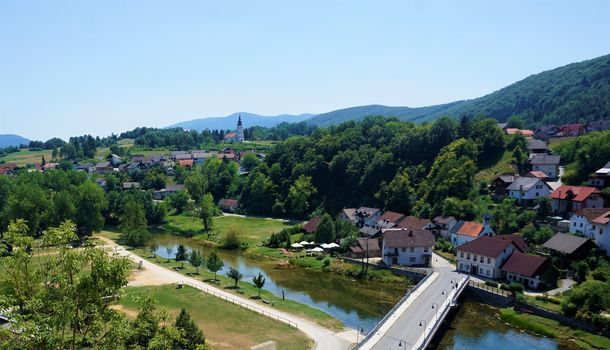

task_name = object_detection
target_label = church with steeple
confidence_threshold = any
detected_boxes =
[223,115,245,142]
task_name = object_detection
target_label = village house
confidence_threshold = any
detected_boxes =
[549,185,604,215]
[543,233,596,264]
[337,208,357,224]
[348,237,382,259]
[178,159,194,168]
[592,210,610,256]
[559,123,586,137]
[534,125,560,140]
[94,177,107,188]
[490,174,517,197]
[152,184,186,200]
[456,236,521,279]
[569,208,609,239]
[586,120,610,133]
[507,177,552,205]
[529,154,560,179]
[192,151,215,164]
[381,228,435,267]
[217,198,239,213]
[501,252,557,290]
[524,171,549,181]
[94,161,114,174]
[170,151,189,160]
[174,153,192,161]
[397,216,433,231]
[122,182,140,190]
[107,154,122,166]
[376,211,405,229]
[588,161,610,188]
[354,207,382,228]
[526,139,548,154]
[505,128,534,138]
[450,214,494,247]
[302,216,322,234]
[431,215,458,239]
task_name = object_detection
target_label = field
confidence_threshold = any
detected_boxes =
[165,214,300,246]
[476,149,515,182]
[0,148,53,166]
[117,285,312,350]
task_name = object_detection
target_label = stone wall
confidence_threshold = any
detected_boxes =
[464,285,513,308]
[339,257,428,282]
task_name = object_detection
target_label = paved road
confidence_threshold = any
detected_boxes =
[358,254,466,350]
[97,235,351,350]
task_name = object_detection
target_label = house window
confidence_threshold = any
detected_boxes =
[401,247,406,252]
[459,263,463,270]
[410,247,414,252]
[487,257,491,264]
[479,256,483,262]
[460,252,464,258]
[573,222,576,226]
[486,269,491,276]
[473,255,477,260]
[409,257,416,263]
[424,247,429,252]
[467,254,470,260]
[580,223,583,228]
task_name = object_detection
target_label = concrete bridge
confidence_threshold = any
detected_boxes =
[354,261,469,350]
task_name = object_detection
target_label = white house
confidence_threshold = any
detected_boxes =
[593,210,610,257]
[529,154,560,179]
[502,252,554,290]
[569,208,609,239]
[432,215,458,239]
[450,214,494,247]
[381,228,435,267]
[355,207,382,228]
[507,177,552,205]
[456,236,521,279]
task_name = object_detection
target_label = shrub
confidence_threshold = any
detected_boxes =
[323,257,331,267]
[315,254,325,261]
[508,282,524,294]
[485,280,499,288]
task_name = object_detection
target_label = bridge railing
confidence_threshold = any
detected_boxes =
[467,280,511,297]
[179,280,298,329]
[352,270,434,349]
[415,275,470,350]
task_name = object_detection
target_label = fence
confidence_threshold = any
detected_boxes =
[467,280,512,297]
[352,270,434,349]
[179,281,298,329]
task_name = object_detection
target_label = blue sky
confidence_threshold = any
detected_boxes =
[1,1,609,140]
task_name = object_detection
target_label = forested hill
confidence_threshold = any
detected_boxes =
[303,102,465,127]
[304,54,610,127]
[0,134,30,148]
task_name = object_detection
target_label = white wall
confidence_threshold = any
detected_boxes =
[532,164,558,178]
[382,243,432,266]
[456,244,516,279]
[594,223,610,257]
[569,214,596,239]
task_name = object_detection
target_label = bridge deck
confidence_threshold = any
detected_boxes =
[358,265,468,350]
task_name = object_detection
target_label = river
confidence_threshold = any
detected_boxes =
[148,233,581,349]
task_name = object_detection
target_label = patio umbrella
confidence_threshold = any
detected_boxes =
[311,247,324,252]
[291,243,303,248]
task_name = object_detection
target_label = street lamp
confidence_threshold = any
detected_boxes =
[419,320,427,344]
[432,302,439,323]
[356,326,364,343]
[442,289,448,306]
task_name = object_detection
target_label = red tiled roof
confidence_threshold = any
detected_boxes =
[397,216,431,230]
[505,128,534,136]
[178,159,193,166]
[502,252,548,277]
[378,211,405,224]
[383,229,435,248]
[574,208,610,223]
[495,234,527,252]
[549,185,601,202]
[218,198,238,208]
[592,210,610,225]
[458,236,519,258]
[224,132,237,139]
[526,171,548,179]
[457,221,484,238]
[303,216,322,233]
[560,124,584,132]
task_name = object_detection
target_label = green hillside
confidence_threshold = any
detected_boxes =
[305,54,610,127]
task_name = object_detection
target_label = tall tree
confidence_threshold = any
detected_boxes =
[287,175,317,217]
[74,180,107,238]
[174,308,206,350]
[206,250,224,281]
[226,267,243,287]
[314,213,336,243]
[119,198,149,247]
[189,250,204,274]
[252,272,266,298]
[198,193,215,233]
[175,244,188,268]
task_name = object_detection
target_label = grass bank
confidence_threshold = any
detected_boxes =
[116,240,344,331]
[117,285,312,350]
[499,308,610,349]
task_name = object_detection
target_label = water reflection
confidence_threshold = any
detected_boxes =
[149,233,405,330]
[436,301,580,350]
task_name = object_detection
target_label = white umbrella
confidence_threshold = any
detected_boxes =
[309,241,316,245]
[299,241,310,245]
[328,243,340,248]
[311,247,324,252]
[320,243,330,249]
[291,243,303,248]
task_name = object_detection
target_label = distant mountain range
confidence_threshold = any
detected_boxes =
[169,112,314,131]
[0,134,29,148]
[170,54,610,130]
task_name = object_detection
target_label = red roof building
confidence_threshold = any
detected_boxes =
[303,216,322,234]
[502,252,555,289]
[377,211,406,228]
[549,185,604,215]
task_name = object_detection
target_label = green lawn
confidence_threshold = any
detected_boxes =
[500,308,610,350]
[476,149,515,182]
[0,148,53,166]
[522,294,563,313]
[117,285,312,350]
[165,214,300,246]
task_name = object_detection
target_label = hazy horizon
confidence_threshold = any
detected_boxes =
[2,1,610,140]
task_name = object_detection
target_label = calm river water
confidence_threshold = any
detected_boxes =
[149,233,581,349]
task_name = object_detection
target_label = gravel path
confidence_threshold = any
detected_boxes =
[97,235,352,350]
